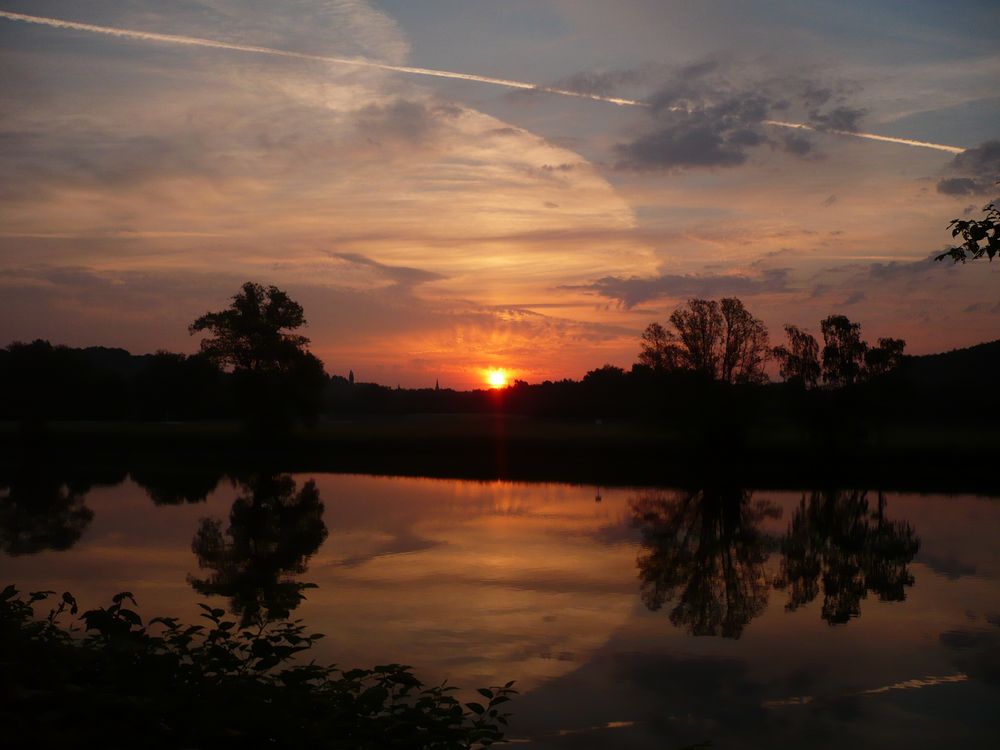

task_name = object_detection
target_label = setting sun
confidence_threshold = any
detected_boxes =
[486,369,509,388]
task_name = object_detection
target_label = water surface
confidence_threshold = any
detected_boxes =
[2,470,998,747]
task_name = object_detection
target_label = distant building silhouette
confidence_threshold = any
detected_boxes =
[435,379,440,391]
[348,369,354,385]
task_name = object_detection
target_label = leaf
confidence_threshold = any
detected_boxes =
[477,688,494,699]
[1,584,17,601]
[465,702,485,715]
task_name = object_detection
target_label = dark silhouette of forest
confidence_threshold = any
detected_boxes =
[1,284,997,429]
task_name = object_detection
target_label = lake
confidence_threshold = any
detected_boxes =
[2,469,999,747]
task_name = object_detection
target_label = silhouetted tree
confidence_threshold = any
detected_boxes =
[189,474,328,626]
[772,325,821,388]
[936,201,999,263]
[820,315,867,387]
[190,282,310,373]
[190,283,327,428]
[719,298,770,384]
[775,490,920,624]
[865,337,906,378]
[638,322,682,373]
[630,487,781,638]
[639,298,770,383]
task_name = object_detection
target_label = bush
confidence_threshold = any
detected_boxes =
[0,585,516,749]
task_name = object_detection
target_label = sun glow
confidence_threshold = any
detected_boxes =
[486,369,509,388]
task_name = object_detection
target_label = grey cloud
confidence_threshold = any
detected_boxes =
[808,105,867,132]
[615,93,771,171]
[936,140,1000,196]
[613,65,865,171]
[353,99,461,146]
[554,67,652,97]
[937,177,980,196]
[328,252,446,288]
[564,268,791,308]
[843,290,866,305]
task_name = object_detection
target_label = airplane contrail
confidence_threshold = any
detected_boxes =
[1,9,966,155]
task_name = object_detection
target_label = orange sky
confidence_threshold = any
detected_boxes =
[1,1,998,389]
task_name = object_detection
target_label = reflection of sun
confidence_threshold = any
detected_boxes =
[486,369,508,388]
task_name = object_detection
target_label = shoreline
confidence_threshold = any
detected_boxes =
[2,416,997,493]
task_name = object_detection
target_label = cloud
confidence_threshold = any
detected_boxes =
[565,268,791,308]
[328,251,446,288]
[612,65,868,171]
[936,140,1000,195]
[808,105,867,132]
[551,66,652,98]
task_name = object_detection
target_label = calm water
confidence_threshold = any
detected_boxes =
[2,470,999,747]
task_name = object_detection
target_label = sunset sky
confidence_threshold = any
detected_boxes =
[2,1,998,388]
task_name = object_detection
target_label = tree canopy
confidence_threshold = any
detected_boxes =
[638,297,770,384]
[190,282,310,373]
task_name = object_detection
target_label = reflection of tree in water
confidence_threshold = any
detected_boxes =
[0,468,122,556]
[130,468,222,505]
[631,488,781,638]
[188,474,327,626]
[776,490,920,624]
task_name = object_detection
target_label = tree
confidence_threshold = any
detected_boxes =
[719,297,770,384]
[638,298,770,383]
[190,283,327,428]
[865,337,906,378]
[936,202,999,263]
[820,315,867,387]
[772,325,821,388]
[637,322,681,373]
[190,282,310,373]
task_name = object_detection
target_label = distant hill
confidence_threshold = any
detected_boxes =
[898,339,1000,388]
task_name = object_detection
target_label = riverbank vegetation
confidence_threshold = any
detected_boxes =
[0,585,516,749]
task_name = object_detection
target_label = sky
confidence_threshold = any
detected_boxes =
[1,0,998,388]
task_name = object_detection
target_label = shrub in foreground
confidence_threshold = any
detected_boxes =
[0,585,515,749]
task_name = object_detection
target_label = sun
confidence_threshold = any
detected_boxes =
[485,368,509,388]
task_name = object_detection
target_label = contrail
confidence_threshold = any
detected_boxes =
[764,119,965,155]
[1,9,966,154]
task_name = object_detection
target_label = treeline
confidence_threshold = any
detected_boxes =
[1,285,997,426]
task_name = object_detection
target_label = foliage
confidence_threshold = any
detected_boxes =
[771,325,821,389]
[0,585,516,749]
[936,202,999,263]
[189,282,328,429]
[820,315,868,387]
[190,282,311,373]
[638,297,770,384]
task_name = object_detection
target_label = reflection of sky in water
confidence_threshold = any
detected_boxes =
[2,475,999,747]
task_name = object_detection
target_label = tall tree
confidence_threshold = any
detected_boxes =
[190,282,326,428]
[772,325,821,388]
[190,282,310,374]
[820,315,867,387]
[865,337,906,378]
[719,297,770,384]
[637,322,680,373]
[669,298,723,378]
[639,298,770,382]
